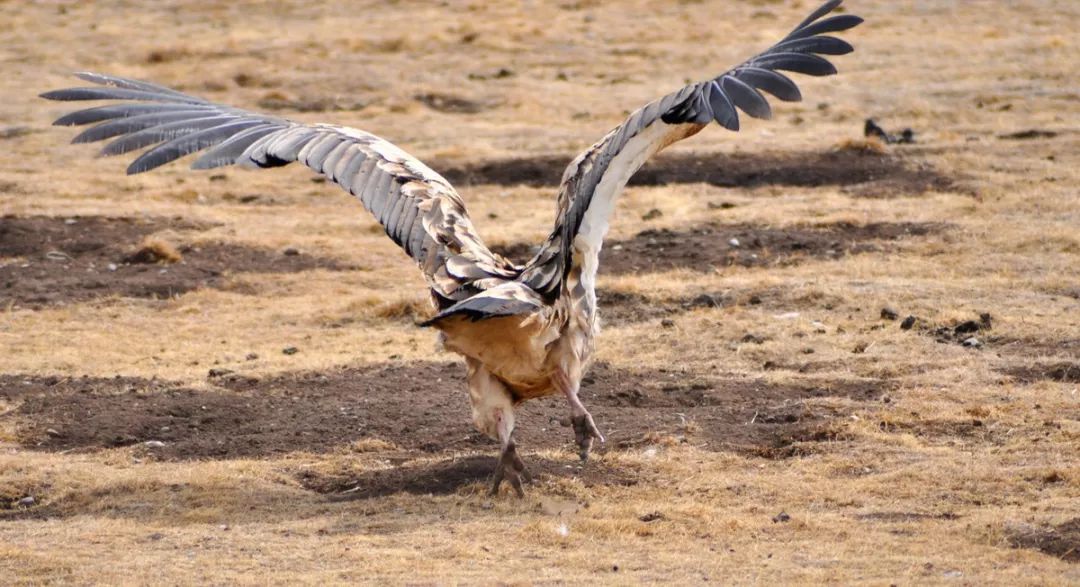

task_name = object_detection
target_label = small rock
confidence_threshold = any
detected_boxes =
[207,368,234,378]
[954,320,980,335]
[245,353,259,361]
[144,440,166,448]
[107,263,118,271]
[641,208,663,221]
[17,496,35,507]
[660,319,675,328]
[148,532,165,541]
[772,511,791,523]
[708,201,736,210]
[880,307,899,320]
[690,293,722,308]
[728,237,741,247]
[220,524,230,531]
[639,511,665,523]
[0,126,33,139]
[900,315,917,330]
[741,333,766,344]
[282,346,299,355]
[962,337,981,348]
[748,295,762,305]
[45,428,62,437]
[282,247,300,256]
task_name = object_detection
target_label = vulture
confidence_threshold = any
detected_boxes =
[42,1,862,496]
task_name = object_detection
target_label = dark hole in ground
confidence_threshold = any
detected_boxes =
[1000,363,1080,384]
[1006,518,1080,563]
[0,215,356,308]
[493,221,948,275]
[436,149,957,197]
[3,361,886,464]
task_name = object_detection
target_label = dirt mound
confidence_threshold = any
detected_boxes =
[4,361,886,463]
[436,149,958,197]
[0,215,355,307]
[495,221,946,275]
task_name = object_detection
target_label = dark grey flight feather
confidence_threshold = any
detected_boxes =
[41,72,517,307]
[661,0,861,128]
[522,0,861,301]
[53,103,219,127]
[72,110,222,143]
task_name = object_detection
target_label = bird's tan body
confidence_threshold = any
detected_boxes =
[433,283,589,400]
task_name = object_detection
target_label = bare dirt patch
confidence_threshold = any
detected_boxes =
[595,285,841,327]
[4,362,886,465]
[0,216,355,307]
[1000,362,1080,384]
[1005,518,1080,563]
[494,221,946,275]
[437,150,958,197]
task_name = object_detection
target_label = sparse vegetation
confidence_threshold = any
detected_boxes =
[1,0,1077,584]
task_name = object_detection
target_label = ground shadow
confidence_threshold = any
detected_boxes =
[298,454,639,500]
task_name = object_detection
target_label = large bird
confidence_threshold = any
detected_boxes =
[42,1,862,496]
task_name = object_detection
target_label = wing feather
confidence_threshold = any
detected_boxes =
[42,73,514,305]
[522,0,861,302]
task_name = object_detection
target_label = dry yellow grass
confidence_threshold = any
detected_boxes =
[2,0,1079,584]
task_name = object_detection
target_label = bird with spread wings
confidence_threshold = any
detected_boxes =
[42,1,862,496]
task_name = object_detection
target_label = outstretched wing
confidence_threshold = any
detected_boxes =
[519,0,862,302]
[41,72,516,307]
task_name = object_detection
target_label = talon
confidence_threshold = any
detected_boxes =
[490,441,531,497]
[571,413,605,461]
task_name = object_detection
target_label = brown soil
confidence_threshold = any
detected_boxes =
[1006,518,1080,563]
[1000,362,1080,384]
[436,149,958,197]
[3,361,885,468]
[0,216,355,307]
[594,285,845,327]
[494,221,946,275]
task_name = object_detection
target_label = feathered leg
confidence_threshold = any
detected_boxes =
[465,358,532,497]
[490,411,531,498]
[554,370,605,461]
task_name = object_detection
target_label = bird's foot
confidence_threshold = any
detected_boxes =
[571,411,605,462]
[489,440,532,497]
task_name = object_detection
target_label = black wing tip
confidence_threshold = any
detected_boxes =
[39,89,71,102]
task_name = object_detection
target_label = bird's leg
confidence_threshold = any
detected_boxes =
[554,370,605,461]
[489,408,532,497]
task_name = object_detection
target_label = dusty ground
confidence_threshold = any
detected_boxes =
[1,0,1078,584]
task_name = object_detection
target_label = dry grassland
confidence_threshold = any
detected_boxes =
[1,0,1078,584]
